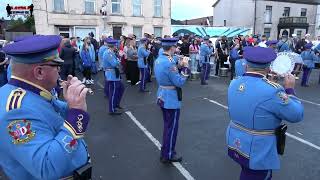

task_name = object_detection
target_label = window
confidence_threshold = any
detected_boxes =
[297,30,302,38]
[301,8,307,16]
[283,7,290,17]
[133,0,142,16]
[264,28,271,38]
[265,6,272,23]
[154,27,163,37]
[54,0,64,12]
[58,27,70,38]
[85,0,95,14]
[111,0,121,14]
[154,0,162,17]
[133,26,142,39]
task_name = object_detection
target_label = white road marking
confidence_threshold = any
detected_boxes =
[203,98,320,151]
[125,111,195,180]
[298,98,320,107]
[297,132,303,136]
[97,81,104,89]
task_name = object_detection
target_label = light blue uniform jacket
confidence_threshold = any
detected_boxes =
[199,43,213,65]
[226,72,304,170]
[137,45,150,69]
[0,77,88,180]
[154,54,188,109]
[103,49,120,81]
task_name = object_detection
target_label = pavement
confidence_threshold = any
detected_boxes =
[1,69,320,180]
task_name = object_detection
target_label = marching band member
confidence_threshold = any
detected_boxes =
[154,38,190,163]
[226,47,304,180]
[301,43,318,87]
[103,38,125,115]
[200,36,213,85]
[0,35,92,179]
[138,38,151,92]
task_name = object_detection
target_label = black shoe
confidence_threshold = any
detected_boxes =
[109,111,122,115]
[201,82,208,85]
[160,156,183,164]
[116,106,124,110]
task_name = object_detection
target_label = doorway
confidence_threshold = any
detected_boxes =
[113,26,122,40]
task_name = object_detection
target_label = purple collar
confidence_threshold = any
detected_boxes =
[8,76,52,101]
[243,72,266,78]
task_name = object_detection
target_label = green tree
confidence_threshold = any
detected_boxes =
[8,18,24,29]
[24,16,35,33]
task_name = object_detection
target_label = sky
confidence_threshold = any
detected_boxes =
[0,0,213,20]
[171,0,213,20]
[0,0,32,19]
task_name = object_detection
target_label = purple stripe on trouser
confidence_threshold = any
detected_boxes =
[301,67,312,86]
[108,81,124,113]
[140,68,149,91]
[160,108,180,160]
[201,63,211,83]
[240,166,272,180]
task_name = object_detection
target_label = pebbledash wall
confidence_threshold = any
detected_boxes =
[33,0,171,40]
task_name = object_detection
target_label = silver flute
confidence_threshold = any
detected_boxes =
[58,79,94,95]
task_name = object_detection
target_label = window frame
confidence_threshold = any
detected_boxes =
[301,8,307,17]
[154,27,163,37]
[264,28,271,38]
[283,7,290,17]
[111,0,121,14]
[132,0,143,16]
[133,26,143,39]
[84,0,96,15]
[265,6,272,24]
[154,0,162,17]
[53,0,65,12]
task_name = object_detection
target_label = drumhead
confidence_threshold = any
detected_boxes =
[270,52,295,76]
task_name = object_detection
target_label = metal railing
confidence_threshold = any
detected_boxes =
[279,17,307,24]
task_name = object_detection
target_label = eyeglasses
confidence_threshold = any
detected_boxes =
[40,64,62,68]
[39,64,62,70]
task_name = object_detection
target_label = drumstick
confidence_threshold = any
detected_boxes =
[58,79,94,95]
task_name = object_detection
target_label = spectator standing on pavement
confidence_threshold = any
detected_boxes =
[88,32,98,74]
[189,39,200,73]
[215,36,229,76]
[125,37,139,85]
[59,40,76,80]
[81,43,93,85]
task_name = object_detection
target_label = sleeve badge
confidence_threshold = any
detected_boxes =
[7,120,36,145]
[278,92,289,104]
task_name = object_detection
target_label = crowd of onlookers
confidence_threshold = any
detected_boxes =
[1,31,320,89]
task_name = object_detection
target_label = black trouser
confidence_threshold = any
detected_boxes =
[60,64,73,80]
[83,67,92,80]
[127,60,139,85]
[230,59,236,80]
[215,55,227,75]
